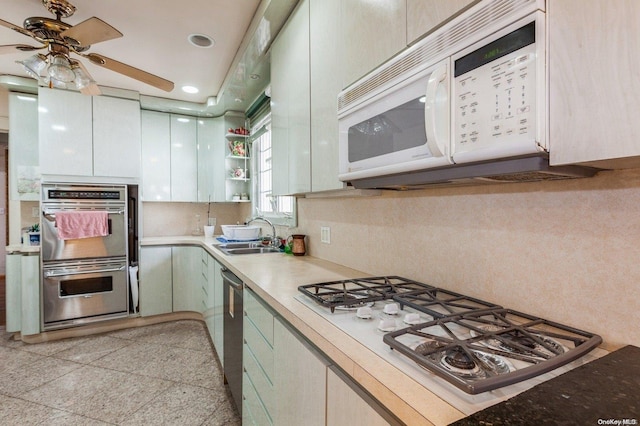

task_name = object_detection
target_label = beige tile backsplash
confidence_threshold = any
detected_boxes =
[142,202,249,237]
[296,168,640,349]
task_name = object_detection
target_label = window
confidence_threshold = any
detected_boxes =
[251,113,297,226]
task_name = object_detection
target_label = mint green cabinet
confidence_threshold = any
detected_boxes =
[5,252,40,335]
[139,246,173,316]
[172,246,201,312]
[5,253,23,332]
[8,93,39,201]
[271,0,311,196]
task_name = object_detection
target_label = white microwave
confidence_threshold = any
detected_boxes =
[337,1,574,187]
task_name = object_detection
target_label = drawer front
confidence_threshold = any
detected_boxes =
[244,289,274,345]
[244,318,274,381]
[243,371,273,426]
[244,341,274,415]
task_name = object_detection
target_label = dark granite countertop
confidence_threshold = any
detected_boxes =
[452,345,640,425]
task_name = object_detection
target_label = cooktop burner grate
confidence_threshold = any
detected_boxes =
[392,288,502,318]
[298,276,436,312]
[383,308,603,394]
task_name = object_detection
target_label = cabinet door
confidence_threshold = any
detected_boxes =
[406,0,476,44]
[139,246,172,316]
[172,246,201,312]
[38,87,93,176]
[271,0,311,195]
[197,117,223,202]
[270,32,289,196]
[212,258,224,364]
[93,96,141,178]
[141,110,171,201]
[326,367,393,426]
[273,317,327,426]
[549,0,640,168]
[310,0,344,192]
[8,93,39,200]
[21,254,40,336]
[5,253,22,332]
[170,115,198,201]
[340,0,406,88]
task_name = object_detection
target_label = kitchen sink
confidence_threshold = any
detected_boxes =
[215,242,282,255]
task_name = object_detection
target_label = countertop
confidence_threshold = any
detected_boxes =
[5,244,41,254]
[451,345,640,425]
[140,236,622,426]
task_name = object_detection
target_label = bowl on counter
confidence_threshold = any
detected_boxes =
[221,225,261,241]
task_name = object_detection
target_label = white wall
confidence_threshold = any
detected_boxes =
[296,168,640,350]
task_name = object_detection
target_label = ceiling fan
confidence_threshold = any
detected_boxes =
[0,0,174,95]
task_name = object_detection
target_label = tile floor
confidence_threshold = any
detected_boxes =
[0,320,241,425]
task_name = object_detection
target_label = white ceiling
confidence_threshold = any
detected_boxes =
[0,0,268,106]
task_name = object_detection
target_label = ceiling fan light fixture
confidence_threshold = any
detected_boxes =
[16,53,48,80]
[48,54,75,82]
[70,63,91,89]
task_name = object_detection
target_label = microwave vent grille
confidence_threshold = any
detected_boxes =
[338,0,536,114]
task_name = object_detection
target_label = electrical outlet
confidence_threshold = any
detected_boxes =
[320,226,331,244]
[32,207,39,218]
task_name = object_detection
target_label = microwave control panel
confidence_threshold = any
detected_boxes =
[453,21,538,160]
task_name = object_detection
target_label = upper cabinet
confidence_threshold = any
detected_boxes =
[549,0,640,169]
[38,87,141,179]
[198,117,225,203]
[140,110,234,202]
[271,0,311,196]
[170,115,198,202]
[406,0,477,45]
[38,88,92,176]
[309,0,344,192]
[92,95,141,178]
[140,110,171,201]
[8,93,39,200]
[340,0,407,88]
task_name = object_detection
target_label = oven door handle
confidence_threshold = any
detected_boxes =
[43,209,125,218]
[44,265,126,277]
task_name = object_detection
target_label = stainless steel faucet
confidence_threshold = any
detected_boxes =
[246,216,278,246]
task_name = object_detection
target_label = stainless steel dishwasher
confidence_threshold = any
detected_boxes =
[222,267,243,415]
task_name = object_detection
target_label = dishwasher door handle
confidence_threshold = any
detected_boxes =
[221,268,243,290]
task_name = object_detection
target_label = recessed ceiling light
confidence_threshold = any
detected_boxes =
[182,85,199,94]
[188,33,215,48]
[250,74,260,80]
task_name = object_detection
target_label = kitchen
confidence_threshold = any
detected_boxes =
[1,0,639,425]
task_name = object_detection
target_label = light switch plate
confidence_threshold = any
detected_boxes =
[32,207,39,217]
[320,226,331,244]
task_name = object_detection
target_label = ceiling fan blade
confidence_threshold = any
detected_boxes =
[61,17,123,47]
[84,53,174,92]
[0,18,37,38]
[0,44,44,54]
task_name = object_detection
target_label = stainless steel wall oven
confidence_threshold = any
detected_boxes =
[41,183,129,330]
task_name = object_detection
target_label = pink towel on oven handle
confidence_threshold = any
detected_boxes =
[55,211,109,240]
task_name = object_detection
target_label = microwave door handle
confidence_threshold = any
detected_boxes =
[424,62,449,158]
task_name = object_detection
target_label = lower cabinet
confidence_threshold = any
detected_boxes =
[326,366,396,426]
[202,250,224,365]
[139,246,173,316]
[243,288,275,425]
[172,246,201,312]
[5,252,40,335]
[273,317,327,426]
